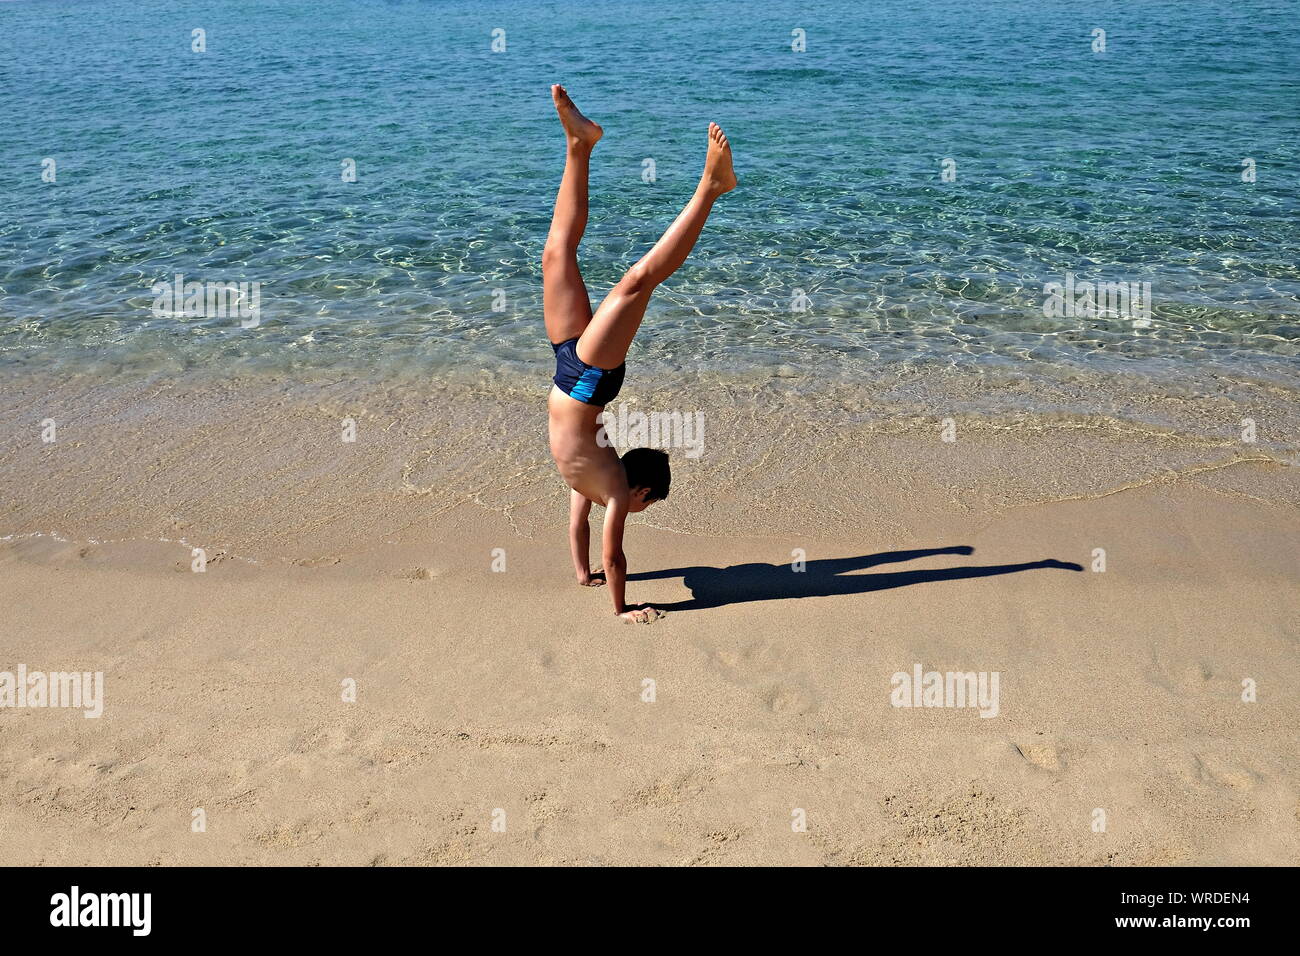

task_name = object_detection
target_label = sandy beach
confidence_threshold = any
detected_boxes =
[2,370,1296,866]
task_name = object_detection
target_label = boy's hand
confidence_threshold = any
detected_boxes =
[618,604,664,624]
[578,569,606,587]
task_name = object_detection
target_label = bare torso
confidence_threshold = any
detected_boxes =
[547,386,628,505]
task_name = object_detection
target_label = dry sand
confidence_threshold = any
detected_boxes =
[1,370,1297,865]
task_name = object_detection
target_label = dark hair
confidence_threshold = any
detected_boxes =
[621,447,671,502]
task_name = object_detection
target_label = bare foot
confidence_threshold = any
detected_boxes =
[703,122,737,195]
[552,85,603,149]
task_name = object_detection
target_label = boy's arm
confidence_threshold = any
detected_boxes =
[568,489,603,586]
[601,496,654,622]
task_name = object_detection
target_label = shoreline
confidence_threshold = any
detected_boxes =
[2,366,1295,564]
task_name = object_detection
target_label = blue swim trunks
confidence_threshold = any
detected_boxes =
[551,337,625,406]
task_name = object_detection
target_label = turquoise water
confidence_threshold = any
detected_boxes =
[1,0,1298,398]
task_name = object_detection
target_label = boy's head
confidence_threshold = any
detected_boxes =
[621,447,670,513]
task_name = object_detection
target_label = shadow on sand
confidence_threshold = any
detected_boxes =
[627,546,1083,613]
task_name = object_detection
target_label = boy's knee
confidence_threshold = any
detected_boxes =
[620,263,654,296]
[542,240,576,271]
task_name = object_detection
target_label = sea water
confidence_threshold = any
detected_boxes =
[1,0,1297,434]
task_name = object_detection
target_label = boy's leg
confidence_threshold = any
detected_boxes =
[543,86,603,345]
[577,123,736,370]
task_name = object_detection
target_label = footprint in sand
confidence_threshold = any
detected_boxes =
[1012,738,1067,772]
[613,768,713,812]
[1146,652,1220,695]
[688,825,745,866]
[404,566,444,580]
[1192,754,1261,792]
[293,555,342,568]
[762,682,817,715]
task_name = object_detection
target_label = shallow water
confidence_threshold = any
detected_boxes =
[1,0,1298,425]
